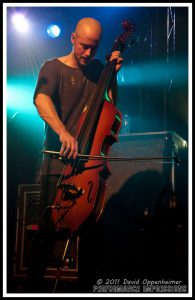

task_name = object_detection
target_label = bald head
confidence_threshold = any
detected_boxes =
[70,18,102,68]
[75,17,102,41]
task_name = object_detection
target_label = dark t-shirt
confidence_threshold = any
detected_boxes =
[34,58,104,175]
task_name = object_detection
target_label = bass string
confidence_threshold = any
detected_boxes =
[60,158,83,228]
[67,156,82,189]
[52,158,81,230]
[55,156,83,200]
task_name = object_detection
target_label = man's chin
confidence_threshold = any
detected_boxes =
[80,58,90,66]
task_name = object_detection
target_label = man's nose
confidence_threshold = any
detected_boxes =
[85,48,92,56]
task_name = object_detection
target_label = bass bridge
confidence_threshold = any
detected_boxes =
[57,183,85,199]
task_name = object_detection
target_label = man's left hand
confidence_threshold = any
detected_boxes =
[109,51,123,72]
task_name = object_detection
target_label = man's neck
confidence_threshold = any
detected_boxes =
[58,53,79,69]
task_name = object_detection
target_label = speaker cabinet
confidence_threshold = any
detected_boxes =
[100,131,188,281]
[14,184,79,281]
[105,131,188,215]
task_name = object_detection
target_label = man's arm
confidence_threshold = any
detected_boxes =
[34,93,78,159]
[108,51,123,102]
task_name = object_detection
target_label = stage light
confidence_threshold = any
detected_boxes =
[47,24,61,38]
[12,13,29,33]
[118,59,187,87]
[7,77,36,112]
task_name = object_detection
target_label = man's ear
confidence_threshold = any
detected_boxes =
[71,32,76,44]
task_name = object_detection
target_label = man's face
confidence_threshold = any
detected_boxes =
[72,33,99,67]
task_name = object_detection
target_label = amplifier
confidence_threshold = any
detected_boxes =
[14,184,79,281]
[105,131,188,217]
[100,131,188,280]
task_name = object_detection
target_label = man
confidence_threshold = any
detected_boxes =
[27,17,123,293]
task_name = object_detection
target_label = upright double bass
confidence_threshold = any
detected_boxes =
[51,19,135,234]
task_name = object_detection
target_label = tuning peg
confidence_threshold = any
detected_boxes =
[122,18,135,32]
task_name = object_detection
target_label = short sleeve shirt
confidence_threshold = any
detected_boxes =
[34,58,104,175]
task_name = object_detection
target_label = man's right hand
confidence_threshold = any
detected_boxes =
[59,130,78,159]
[34,94,78,160]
